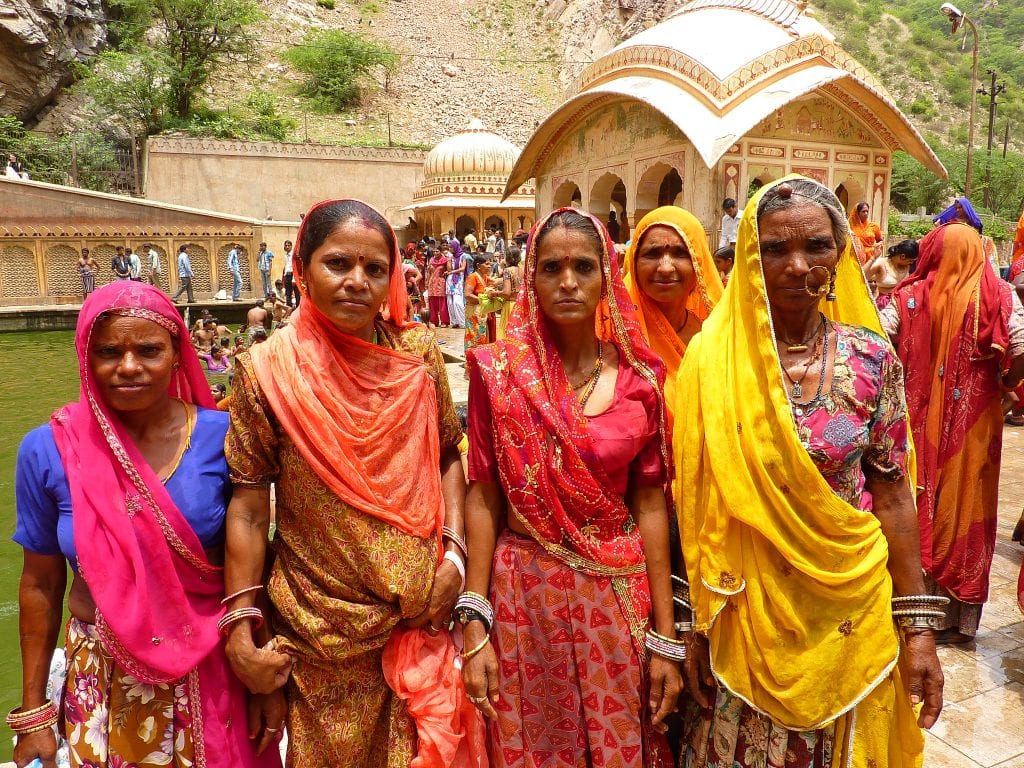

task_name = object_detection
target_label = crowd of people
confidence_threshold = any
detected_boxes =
[11,179,1024,768]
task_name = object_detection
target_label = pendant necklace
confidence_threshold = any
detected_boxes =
[571,341,604,406]
[779,314,824,353]
[783,320,829,401]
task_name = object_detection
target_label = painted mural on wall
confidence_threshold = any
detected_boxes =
[545,101,680,175]
[748,95,881,148]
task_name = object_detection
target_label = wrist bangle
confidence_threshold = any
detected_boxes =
[442,526,469,561]
[443,550,466,590]
[645,629,688,662]
[221,584,264,604]
[7,701,59,734]
[217,607,265,636]
[461,633,491,661]
[454,592,494,632]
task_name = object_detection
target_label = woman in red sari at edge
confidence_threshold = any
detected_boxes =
[12,281,281,768]
[461,208,682,767]
[881,221,1024,643]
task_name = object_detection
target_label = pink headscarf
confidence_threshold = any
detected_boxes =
[50,282,279,768]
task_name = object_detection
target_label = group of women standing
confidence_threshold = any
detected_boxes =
[13,175,1020,768]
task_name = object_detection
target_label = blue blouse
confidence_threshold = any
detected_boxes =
[14,408,230,572]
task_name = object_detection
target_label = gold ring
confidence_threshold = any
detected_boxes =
[265,727,281,734]
[468,695,487,705]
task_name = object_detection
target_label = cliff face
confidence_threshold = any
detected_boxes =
[0,0,106,123]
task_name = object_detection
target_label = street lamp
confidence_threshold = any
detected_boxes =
[940,2,979,198]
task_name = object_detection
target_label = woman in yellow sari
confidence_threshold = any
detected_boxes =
[673,177,943,767]
[622,206,723,406]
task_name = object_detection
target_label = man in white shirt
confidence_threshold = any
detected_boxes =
[128,248,142,281]
[282,239,297,307]
[719,198,740,249]
[144,244,162,287]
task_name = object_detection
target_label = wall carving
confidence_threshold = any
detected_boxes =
[0,246,39,298]
[45,245,81,296]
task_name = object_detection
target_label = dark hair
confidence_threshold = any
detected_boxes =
[856,201,870,213]
[887,239,919,261]
[713,245,735,261]
[178,245,187,253]
[505,247,521,267]
[756,179,848,254]
[212,382,227,396]
[297,200,396,268]
[210,344,221,355]
[234,335,243,344]
[723,198,737,210]
[535,210,604,255]
[473,255,488,269]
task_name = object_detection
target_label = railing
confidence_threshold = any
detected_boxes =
[0,132,142,195]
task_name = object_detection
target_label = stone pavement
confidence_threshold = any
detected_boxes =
[925,425,1024,767]
[434,326,1024,765]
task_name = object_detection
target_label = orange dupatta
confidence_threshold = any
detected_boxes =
[622,205,723,407]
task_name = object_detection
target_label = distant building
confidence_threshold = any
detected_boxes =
[404,119,535,240]
[504,0,945,243]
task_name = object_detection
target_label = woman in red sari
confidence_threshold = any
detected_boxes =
[462,208,681,767]
[881,221,1024,643]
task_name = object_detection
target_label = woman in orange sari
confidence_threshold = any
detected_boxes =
[622,205,723,407]
[222,199,483,767]
[849,201,882,265]
[881,221,1024,643]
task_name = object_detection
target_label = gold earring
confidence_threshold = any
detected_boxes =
[826,270,837,302]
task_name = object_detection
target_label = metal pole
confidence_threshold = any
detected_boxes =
[965,15,979,198]
[983,69,997,209]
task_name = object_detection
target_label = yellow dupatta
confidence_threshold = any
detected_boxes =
[622,206,723,407]
[673,176,922,766]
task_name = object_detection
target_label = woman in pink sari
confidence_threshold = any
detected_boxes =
[12,281,282,768]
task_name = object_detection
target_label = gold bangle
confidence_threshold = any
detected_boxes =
[461,633,491,661]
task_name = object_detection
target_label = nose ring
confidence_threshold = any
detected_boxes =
[803,265,831,298]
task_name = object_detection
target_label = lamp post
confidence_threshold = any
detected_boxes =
[940,2,979,198]
[979,69,1006,209]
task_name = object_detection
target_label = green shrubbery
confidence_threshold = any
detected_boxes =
[281,29,397,112]
[0,117,121,192]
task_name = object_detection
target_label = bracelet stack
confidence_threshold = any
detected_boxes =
[461,633,491,661]
[645,629,688,662]
[442,526,468,561]
[7,701,59,735]
[221,584,264,605]
[217,606,265,636]
[671,575,691,612]
[454,591,494,632]
[892,595,949,631]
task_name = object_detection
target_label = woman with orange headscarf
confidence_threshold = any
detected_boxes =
[849,201,882,265]
[221,199,484,767]
[881,220,1024,644]
[622,206,723,407]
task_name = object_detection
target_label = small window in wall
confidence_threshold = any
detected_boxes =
[658,169,683,207]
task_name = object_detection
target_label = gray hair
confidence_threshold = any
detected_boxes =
[756,178,848,254]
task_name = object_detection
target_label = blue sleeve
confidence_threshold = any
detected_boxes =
[13,425,65,556]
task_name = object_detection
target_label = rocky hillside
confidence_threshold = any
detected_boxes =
[7,0,1023,152]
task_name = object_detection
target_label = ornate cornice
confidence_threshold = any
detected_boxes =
[0,225,255,239]
[147,136,427,163]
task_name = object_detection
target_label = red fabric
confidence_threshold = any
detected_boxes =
[467,360,665,495]
[893,222,1012,602]
[486,531,671,768]
[50,281,279,767]
[1010,256,1024,283]
[466,207,669,576]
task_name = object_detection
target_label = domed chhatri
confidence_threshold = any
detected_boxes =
[504,0,945,246]
[405,119,535,240]
[423,118,521,183]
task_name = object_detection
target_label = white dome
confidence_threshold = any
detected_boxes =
[423,118,521,182]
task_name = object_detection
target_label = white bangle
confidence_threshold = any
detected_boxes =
[443,550,466,590]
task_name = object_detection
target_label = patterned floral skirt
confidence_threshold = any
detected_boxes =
[62,617,195,768]
[488,530,667,768]
[678,690,835,768]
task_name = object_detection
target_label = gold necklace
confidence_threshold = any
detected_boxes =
[779,315,824,354]
[161,400,195,485]
[569,341,604,391]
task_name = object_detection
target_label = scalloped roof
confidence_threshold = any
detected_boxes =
[504,0,945,197]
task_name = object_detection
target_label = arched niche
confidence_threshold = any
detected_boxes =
[552,180,582,209]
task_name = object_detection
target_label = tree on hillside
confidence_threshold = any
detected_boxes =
[102,0,262,121]
[282,29,397,112]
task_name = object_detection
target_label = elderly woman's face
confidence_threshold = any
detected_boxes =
[758,202,839,314]
[89,316,179,413]
[635,224,696,307]
[298,220,391,337]
[534,226,603,328]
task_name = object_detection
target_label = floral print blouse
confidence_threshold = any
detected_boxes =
[791,322,909,510]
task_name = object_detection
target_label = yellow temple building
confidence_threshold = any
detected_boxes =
[503,0,945,244]
[404,118,536,239]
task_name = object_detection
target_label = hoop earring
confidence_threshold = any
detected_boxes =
[826,270,837,302]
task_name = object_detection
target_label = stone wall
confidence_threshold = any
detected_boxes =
[145,137,428,226]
